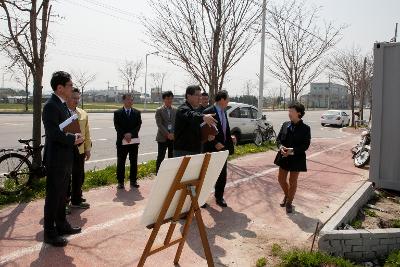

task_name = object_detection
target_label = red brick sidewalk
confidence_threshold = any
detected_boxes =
[0,136,368,267]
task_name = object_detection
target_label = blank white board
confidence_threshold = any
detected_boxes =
[141,151,229,226]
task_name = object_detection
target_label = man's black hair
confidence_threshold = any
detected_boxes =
[122,93,133,100]
[50,71,72,91]
[162,91,174,99]
[215,90,229,102]
[185,85,201,99]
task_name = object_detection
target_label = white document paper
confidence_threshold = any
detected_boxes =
[59,114,78,131]
[122,138,140,145]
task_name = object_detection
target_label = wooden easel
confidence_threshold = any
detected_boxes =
[138,153,215,267]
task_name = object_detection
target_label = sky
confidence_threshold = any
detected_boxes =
[0,0,399,96]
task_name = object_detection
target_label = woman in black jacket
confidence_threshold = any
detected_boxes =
[274,102,311,213]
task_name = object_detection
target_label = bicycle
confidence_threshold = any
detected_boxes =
[0,136,46,195]
[253,115,277,146]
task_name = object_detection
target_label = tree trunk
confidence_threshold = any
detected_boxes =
[350,92,355,127]
[31,72,43,169]
[25,80,29,112]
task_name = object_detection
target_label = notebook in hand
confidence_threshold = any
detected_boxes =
[200,122,218,144]
[59,114,81,134]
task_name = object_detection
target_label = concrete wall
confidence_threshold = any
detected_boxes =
[370,42,400,191]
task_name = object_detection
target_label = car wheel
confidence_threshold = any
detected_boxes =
[321,123,326,127]
[232,132,241,145]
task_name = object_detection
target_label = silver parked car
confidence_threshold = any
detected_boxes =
[226,102,262,143]
[321,110,351,127]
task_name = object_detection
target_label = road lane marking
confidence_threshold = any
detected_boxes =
[86,152,158,164]
[0,138,356,264]
[91,138,108,142]
[225,138,356,189]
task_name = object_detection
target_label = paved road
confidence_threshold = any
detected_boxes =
[0,109,369,170]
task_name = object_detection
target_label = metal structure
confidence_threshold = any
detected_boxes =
[370,42,400,191]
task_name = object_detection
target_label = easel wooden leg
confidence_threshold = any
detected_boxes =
[173,208,195,264]
[138,224,162,267]
[193,204,214,267]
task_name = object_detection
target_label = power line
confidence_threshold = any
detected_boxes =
[81,0,138,18]
[62,0,140,24]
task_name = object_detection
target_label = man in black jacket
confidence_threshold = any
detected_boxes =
[203,90,234,208]
[174,85,217,157]
[114,93,142,189]
[42,71,84,247]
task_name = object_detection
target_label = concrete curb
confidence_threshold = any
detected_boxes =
[319,181,400,261]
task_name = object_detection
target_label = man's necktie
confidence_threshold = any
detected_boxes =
[126,109,130,117]
[220,109,227,141]
[63,103,71,117]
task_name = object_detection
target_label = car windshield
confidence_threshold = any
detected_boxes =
[325,111,340,115]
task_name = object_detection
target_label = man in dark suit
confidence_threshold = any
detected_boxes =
[203,90,234,208]
[42,71,84,247]
[155,91,177,173]
[197,92,210,113]
[114,93,142,189]
[174,85,217,157]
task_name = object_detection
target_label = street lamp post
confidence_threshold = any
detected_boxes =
[144,51,159,111]
[258,0,267,115]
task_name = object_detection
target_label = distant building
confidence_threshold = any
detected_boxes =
[151,87,162,103]
[305,82,350,109]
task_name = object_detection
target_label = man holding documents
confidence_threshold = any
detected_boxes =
[174,85,217,157]
[66,88,92,210]
[42,71,84,247]
[114,93,142,189]
[203,90,234,208]
[155,91,176,173]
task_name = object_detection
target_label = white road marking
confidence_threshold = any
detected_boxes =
[90,127,102,130]
[0,139,356,264]
[91,138,108,142]
[225,138,356,189]
[86,152,158,164]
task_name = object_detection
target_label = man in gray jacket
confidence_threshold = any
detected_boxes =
[155,91,177,173]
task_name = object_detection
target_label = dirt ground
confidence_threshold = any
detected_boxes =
[358,190,400,229]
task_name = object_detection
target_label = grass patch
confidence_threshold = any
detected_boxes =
[279,249,357,267]
[0,143,272,209]
[390,219,400,228]
[364,208,377,217]
[385,250,400,267]
[229,141,276,160]
[350,219,363,229]
[256,257,267,267]
[271,243,284,257]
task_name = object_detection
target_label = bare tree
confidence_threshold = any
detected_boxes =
[266,0,343,101]
[356,55,373,121]
[0,0,52,167]
[7,56,32,112]
[71,70,96,109]
[142,0,262,102]
[118,59,143,93]
[149,72,166,91]
[242,80,256,96]
[328,47,364,126]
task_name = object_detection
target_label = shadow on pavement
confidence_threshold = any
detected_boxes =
[185,206,256,266]
[0,202,30,242]
[113,188,144,206]
[30,244,76,267]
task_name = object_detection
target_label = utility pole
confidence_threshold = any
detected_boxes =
[144,51,159,111]
[328,75,331,109]
[258,0,267,115]
[279,85,282,108]
[394,23,398,42]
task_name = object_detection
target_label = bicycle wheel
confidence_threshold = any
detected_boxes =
[0,152,32,194]
[253,129,263,146]
[267,129,277,143]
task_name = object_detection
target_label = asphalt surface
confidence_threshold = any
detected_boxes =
[0,109,369,170]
